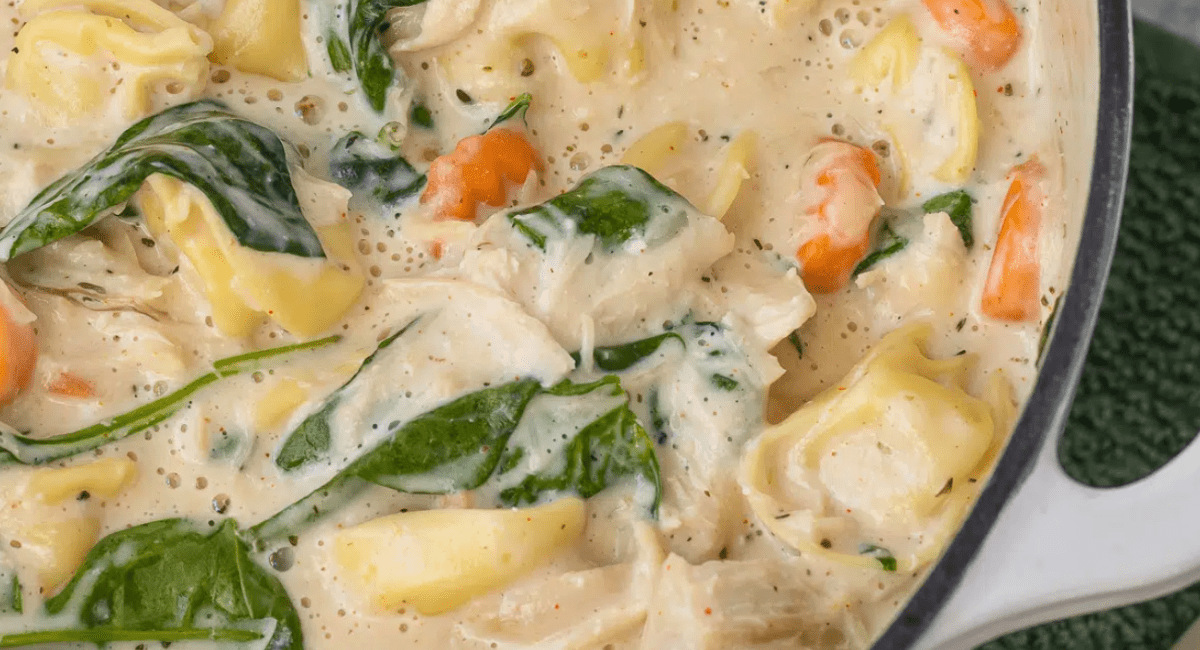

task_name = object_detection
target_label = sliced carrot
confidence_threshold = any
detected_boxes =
[0,282,37,407]
[795,140,883,294]
[48,372,96,399]
[923,0,1022,71]
[981,159,1044,322]
[421,128,542,222]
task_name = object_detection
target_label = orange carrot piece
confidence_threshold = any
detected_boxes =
[421,128,541,221]
[48,372,96,399]
[0,283,37,407]
[923,0,1022,71]
[795,141,883,294]
[981,159,1044,322]
[797,233,874,295]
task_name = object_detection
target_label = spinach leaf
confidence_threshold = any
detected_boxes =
[852,221,909,277]
[327,33,353,73]
[276,320,419,471]
[497,377,663,512]
[710,373,739,391]
[335,0,428,112]
[0,100,325,261]
[508,165,691,251]
[570,332,685,372]
[0,519,301,650]
[0,573,18,615]
[923,190,974,248]
[858,543,898,572]
[1038,293,1064,364]
[410,103,434,129]
[250,379,543,544]
[0,336,340,467]
[788,331,804,358]
[328,131,425,211]
[489,93,532,129]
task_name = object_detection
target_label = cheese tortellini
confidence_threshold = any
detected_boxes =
[334,498,586,615]
[137,174,365,338]
[853,15,981,189]
[740,323,1011,571]
[208,0,308,81]
[6,0,212,124]
[621,122,759,221]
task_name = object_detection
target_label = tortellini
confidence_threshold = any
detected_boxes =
[433,0,677,99]
[26,457,137,504]
[850,14,921,91]
[208,0,308,81]
[740,323,1011,571]
[620,122,759,221]
[334,498,586,615]
[137,174,365,338]
[6,0,212,124]
[854,15,981,189]
[0,459,138,591]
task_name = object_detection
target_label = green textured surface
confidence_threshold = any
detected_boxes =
[977,21,1200,650]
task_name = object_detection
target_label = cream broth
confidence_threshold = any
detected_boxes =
[0,0,1071,648]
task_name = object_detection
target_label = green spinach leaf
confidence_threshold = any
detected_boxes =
[0,573,18,615]
[250,379,543,544]
[710,373,739,391]
[570,332,685,372]
[858,543,898,572]
[410,103,434,129]
[852,221,909,277]
[327,33,353,73]
[923,190,974,248]
[276,320,419,471]
[1038,293,1064,364]
[336,0,429,112]
[328,131,425,211]
[0,336,340,467]
[788,331,804,358]
[497,377,663,512]
[0,100,325,261]
[508,165,691,251]
[489,93,532,130]
[0,519,301,650]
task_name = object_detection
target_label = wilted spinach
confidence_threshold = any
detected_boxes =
[497,377,662,512]
[508,165,691,251]
[0,519,302,650]
[250,379,543,543]
[330,0,429,112]
[275,320,419,471]
[859,543,898,572]
[923,189,975,248]
[853,221,909,277]
[0,100,325,261]
[570,332,685,372]
[489,93,532,129]
[0,336,340,467]
[328,131,425,212]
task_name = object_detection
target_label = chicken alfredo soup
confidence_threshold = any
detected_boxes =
[0,0,1072,647]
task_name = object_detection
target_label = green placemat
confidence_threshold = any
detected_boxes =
[978,20,1200,650]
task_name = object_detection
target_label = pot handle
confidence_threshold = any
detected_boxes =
[913,430,1200,650]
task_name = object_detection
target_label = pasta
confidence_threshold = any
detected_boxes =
[6,0,211,124]
[740,324,1007,571]
[137,174,365,338]
[208,0,308,81]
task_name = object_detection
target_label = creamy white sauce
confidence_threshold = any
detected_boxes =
[0,0,1083,647]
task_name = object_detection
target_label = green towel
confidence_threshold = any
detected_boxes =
[977,20,1200,650]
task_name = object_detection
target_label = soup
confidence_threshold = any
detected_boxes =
[0,0,1072,647]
